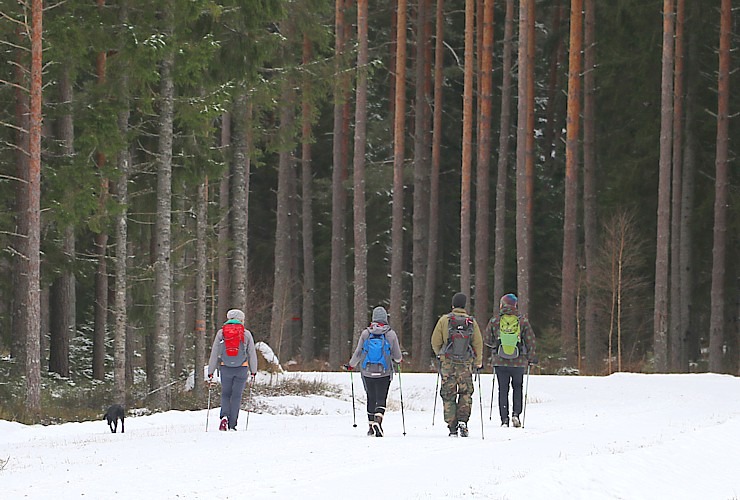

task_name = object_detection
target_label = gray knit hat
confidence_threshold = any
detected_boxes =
[226,309,245,322]
[371,306,388,324]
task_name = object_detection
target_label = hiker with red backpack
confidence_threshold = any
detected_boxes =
[487,293,537,428]
[345,306,403,437]
[207,309,258,431]
[431,293,483,437]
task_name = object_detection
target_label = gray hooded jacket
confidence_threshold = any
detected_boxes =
[349,323,403,379]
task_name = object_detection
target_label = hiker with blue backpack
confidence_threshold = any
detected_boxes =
[345,306,403,437]
[431,293,483,437]
[487,293,537,427]
[207,308,258,431]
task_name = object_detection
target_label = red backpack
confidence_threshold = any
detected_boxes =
[221,321,247,367]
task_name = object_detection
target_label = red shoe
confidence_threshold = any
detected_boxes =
[219,417,228,431]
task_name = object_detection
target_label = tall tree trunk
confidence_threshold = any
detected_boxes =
[524,0,536,314]
[151,19,175,408]
[669,0,685,372]
[493,0,515,307]
[49,66,75,378]
[231,93,250,310]
[93,20,109,381]
[173,195,186,376]
[12,25,30,371]
[390,0,408,349]
[352,0,370,342]
[653,0,675,373]
[330,0,350,368]
[113,3,130,403]
[474,0,494,322]
[516,0,532,314]
[411,0,432,368]
[300,35,316,362]
[708,0,731,373]
[24,0,43,418]
[194,179,208,398]
[561,0,583,368]
[421,0,446,370]
[679,29,697,368]
[543,0,566,172]
[217,113,231,325]
[459,0,475,298]
[582,0,599,374]
[270,82,296,361]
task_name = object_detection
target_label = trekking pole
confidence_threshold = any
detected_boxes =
[396,362,406,436]
[349,369,358,428]
[205,382,212,432]
[244,373,256,431]
[476,369,484,440]
[432,358,441,426]
[489,366,496,420]
[522,364,531,428]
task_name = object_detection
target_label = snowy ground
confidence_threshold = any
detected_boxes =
[1,372,739,499]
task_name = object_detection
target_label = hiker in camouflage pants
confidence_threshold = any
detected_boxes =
[431,293,483,437]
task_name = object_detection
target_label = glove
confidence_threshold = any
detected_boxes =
[529,357,538,366]
[207,374,216,387]
[342,364,353,371]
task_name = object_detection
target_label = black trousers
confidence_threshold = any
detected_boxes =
[362,375,391,421]
[495,365,525,422]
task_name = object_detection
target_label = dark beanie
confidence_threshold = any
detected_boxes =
[451,293,467,309]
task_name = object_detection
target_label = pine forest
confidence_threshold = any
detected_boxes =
[0,0,737,419]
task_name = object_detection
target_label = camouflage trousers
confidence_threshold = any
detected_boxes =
[439,358,474,426]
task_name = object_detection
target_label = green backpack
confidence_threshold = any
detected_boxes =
[497,314,521,360]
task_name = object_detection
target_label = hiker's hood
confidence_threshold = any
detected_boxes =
[499,303,519,316]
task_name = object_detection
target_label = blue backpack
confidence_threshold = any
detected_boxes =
[361,333,391,373]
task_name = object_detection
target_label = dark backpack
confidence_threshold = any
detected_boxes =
[444,313,475,362]
[221,320,247,367]
[497,314,522,360]
[361,333,392,374]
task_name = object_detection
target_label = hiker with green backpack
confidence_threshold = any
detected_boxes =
[487,293,537,428]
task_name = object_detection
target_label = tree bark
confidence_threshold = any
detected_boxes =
[516,0,532,314]
[653,0,675,373]
[474,0,493,323]
[390,0,408,349]
[330,0,350,368]
[493,0,515,308]
[411,0,432,369]
[459,0,474,298]
[217,113,231,326]
[562,0,583,368]
[194,180,208,398]
[708,0,731,373]
[583,0,599,374]
[669,0,685,372]
[352,0,370,342]
[24,0,44,418]
[300,35,316,362]
[151,14,175,407]
[231,93,249,310]
[49,66,75,378]
[270,81,296,361]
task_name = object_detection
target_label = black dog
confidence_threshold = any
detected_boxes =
[104,404,125,433]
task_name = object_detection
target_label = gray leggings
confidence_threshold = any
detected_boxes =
[219,365,249,428]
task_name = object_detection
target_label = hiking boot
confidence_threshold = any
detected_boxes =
[219,417,228,431]
[371,421,384,437]
[448,422,458,437]
[458,421,469,437]
[501,419,509,427]
[228,427,238,431]
[512,415,521,428]
[367,424,375,436]
[373,413,384,437]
